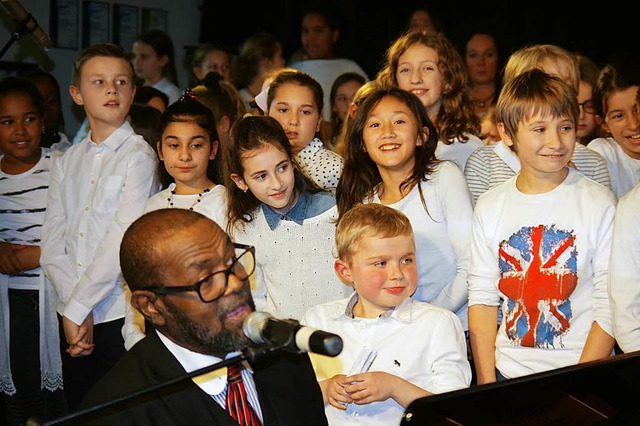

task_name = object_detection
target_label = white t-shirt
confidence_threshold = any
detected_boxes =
[588,137,640,199]
[436,134,483,171]
[302,294,471,426]
[468,168,616,379]
[290,58,369,122]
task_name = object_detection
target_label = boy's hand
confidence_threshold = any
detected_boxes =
[0,242,26,275]
[344,371,395,405]
[63,314,95,357]
[322,375,353,410]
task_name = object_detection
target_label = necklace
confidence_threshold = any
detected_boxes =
[166,187,211,210]
[475,91,495,109]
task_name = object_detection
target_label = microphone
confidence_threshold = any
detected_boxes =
[1,0,53,50]
[243,311,343,357]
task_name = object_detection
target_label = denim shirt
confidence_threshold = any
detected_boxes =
[262,190,336,230]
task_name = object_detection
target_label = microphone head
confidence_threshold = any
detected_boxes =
[242,311,271,344]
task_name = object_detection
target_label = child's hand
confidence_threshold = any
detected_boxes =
[322,375,354,410]
[64,314,95,357]
[344,371,395,405]
[0,242,26,275]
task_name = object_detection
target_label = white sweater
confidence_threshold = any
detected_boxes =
[231,205,352,320]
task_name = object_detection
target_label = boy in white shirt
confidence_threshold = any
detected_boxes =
[40,43,159,410]
[468,69,616,385]
[302,203,470,426]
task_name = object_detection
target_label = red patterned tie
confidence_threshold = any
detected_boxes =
[226,363,261,425]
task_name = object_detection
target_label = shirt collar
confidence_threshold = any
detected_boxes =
[262,190,310,230]
[342,292,402,320]
[156,330,252,396]
[494,140,521,173]
[86,121,134,152]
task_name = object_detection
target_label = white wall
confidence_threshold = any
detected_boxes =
[0,0,201,136]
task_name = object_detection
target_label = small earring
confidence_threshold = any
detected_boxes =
[243,188,248,193]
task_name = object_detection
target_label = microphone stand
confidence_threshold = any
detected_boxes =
[33,343,280,426]
[0,13,39,60]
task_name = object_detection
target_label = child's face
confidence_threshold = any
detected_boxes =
[333,79,364,123]
[600,86,640,159]
[301,13,337,60]
[481,114,499,145]
[577,80,597,141]
[30,77,62,132]
[70,56,135,129]
[499,112,576,183]
[132,41,167,82]
[395,43,445,116]
[0,93,43,167]
[193,49,231,81]
[158,121,217,190]
[363,95,423,177]
[268,83,322,154]
[336,232,418,319]
[232,143,297,212]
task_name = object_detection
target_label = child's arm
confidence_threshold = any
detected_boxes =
[463,147,491,205]
[469,304,499,384]
[580,196,617,361]
[12,245,40,272]
[430,163,474,314]
[62,151,158,328]
[467,200,502,384]
[40,155,79,304]
[344,372,432,408]
[319,375,353,409]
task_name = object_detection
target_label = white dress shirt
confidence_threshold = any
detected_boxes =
[41,121,159,325]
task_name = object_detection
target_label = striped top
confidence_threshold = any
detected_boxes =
[464,140,611,204]
[0,148,51,289]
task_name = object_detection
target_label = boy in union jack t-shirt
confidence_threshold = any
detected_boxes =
[468,69,617,384]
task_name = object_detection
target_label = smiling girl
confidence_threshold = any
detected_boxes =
[223,115,350,320]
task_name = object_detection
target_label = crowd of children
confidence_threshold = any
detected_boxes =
[1,14,639,426]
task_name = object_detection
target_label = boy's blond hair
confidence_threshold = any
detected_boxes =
[496,69,579,141]
[336,203,413,263]
[72,43,134,87]
[503,44,579,95]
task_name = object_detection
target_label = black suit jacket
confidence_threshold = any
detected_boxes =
[75,330,328,425]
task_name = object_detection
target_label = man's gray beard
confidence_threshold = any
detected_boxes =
[163,288,254,357]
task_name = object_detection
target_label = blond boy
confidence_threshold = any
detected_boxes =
[302,203,470,426]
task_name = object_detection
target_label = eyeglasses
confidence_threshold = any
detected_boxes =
[578,99,595,114]
[147,243,255,303]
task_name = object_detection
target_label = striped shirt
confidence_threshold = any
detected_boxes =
[464,140,611,204]
[0,148,51,289]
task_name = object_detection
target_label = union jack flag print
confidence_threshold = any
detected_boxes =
[498,224,578,348]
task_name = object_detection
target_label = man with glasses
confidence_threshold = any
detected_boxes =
[77,208,327,425]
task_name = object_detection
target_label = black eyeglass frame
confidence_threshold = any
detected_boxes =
[578,99,595,114]
[146,243,256,303]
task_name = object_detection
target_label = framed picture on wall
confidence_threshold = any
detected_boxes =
[82,1,110,48]
[141,8,167,32]
[112,4,138,50]
[50,0,80,49]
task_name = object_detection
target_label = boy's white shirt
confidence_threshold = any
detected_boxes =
[302,293,471,426]
[468,168,616,378]
[40,121,159,325]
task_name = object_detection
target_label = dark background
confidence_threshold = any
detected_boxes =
[200,0,639,79]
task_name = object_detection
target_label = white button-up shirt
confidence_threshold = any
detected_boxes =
[41,121,159,325]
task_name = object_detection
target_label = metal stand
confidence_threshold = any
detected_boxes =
[0,14,37,60]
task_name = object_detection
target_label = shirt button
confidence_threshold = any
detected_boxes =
[90,179,96,185]
[77,262,83,267]
[84,206,90,212]
[79,232,84,237]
